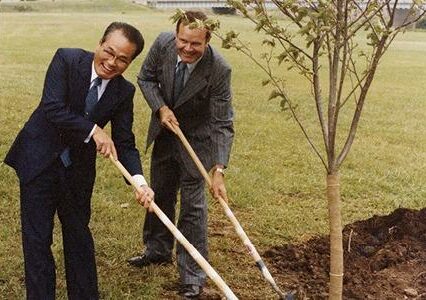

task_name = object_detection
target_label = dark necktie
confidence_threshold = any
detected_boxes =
[173,61,187,104]
[60,77,102,167]
[84,77,102,117]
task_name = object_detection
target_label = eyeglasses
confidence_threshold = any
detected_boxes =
[101,46,131,68]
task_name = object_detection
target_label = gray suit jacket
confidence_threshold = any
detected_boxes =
[138,32,234,174]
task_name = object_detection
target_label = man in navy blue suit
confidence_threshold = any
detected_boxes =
[4,22,153,299]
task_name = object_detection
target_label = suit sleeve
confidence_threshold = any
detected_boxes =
[137,35,166,113]
[41,49,94,142]
[111,85,143,176]
[210,64,234,168]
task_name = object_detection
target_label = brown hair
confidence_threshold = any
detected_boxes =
[176,10,211,42]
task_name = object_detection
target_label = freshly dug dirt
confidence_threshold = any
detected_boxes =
[264,207,426,299]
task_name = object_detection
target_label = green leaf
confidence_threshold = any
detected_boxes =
[204,19,220,31]
[295,7,308,22]
[268,89,282,100]
[227,0,248,15]
[169,9,186,24]
[262,79,271,86]
[226,30,239,39]
[222,40,232,49]
[277,52,288,65]
[255,18,267,32]
[280,99,288,111]
[262,38,276,47]
[298,24,311,35]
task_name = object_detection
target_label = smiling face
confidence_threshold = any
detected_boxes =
[93,29,136,79]
[175,23,209,64]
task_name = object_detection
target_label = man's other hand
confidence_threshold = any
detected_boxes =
[135,185,155,212]
[93,126,118,159]
[158,106,179,133]
[209,167,228,203]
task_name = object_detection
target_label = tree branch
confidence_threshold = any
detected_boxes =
[313,38,329,156]
[336,36,387,167]
[327,0,344,171]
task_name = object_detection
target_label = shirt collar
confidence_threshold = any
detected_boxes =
[91,62,110,90]
[176,55,202,74]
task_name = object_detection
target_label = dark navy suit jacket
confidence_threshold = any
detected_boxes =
[5,48,142,185]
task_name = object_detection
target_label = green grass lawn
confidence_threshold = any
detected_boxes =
[0,1,425,299]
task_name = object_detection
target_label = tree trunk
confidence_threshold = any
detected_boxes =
[327,173,343,299]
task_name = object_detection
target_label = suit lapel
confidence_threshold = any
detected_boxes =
[77,52,94,91]
[164,41,178,104]
[95,78,119,111]
[75,51,94,113]
[174,46,212,108]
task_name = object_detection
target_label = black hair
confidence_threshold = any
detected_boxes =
[100,22,144,60]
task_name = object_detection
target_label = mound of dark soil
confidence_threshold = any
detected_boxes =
[264,208,426,299]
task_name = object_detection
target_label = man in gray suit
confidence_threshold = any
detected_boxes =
[127,10,234,298]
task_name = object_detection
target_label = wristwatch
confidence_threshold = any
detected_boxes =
[213,167,225,176]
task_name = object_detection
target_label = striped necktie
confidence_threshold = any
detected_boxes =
[60,77,102,167]
[173,61,187,104]
[84,77,102,117]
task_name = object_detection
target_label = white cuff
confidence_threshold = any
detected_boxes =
[132,174,148,187]
[85,124,97,143]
